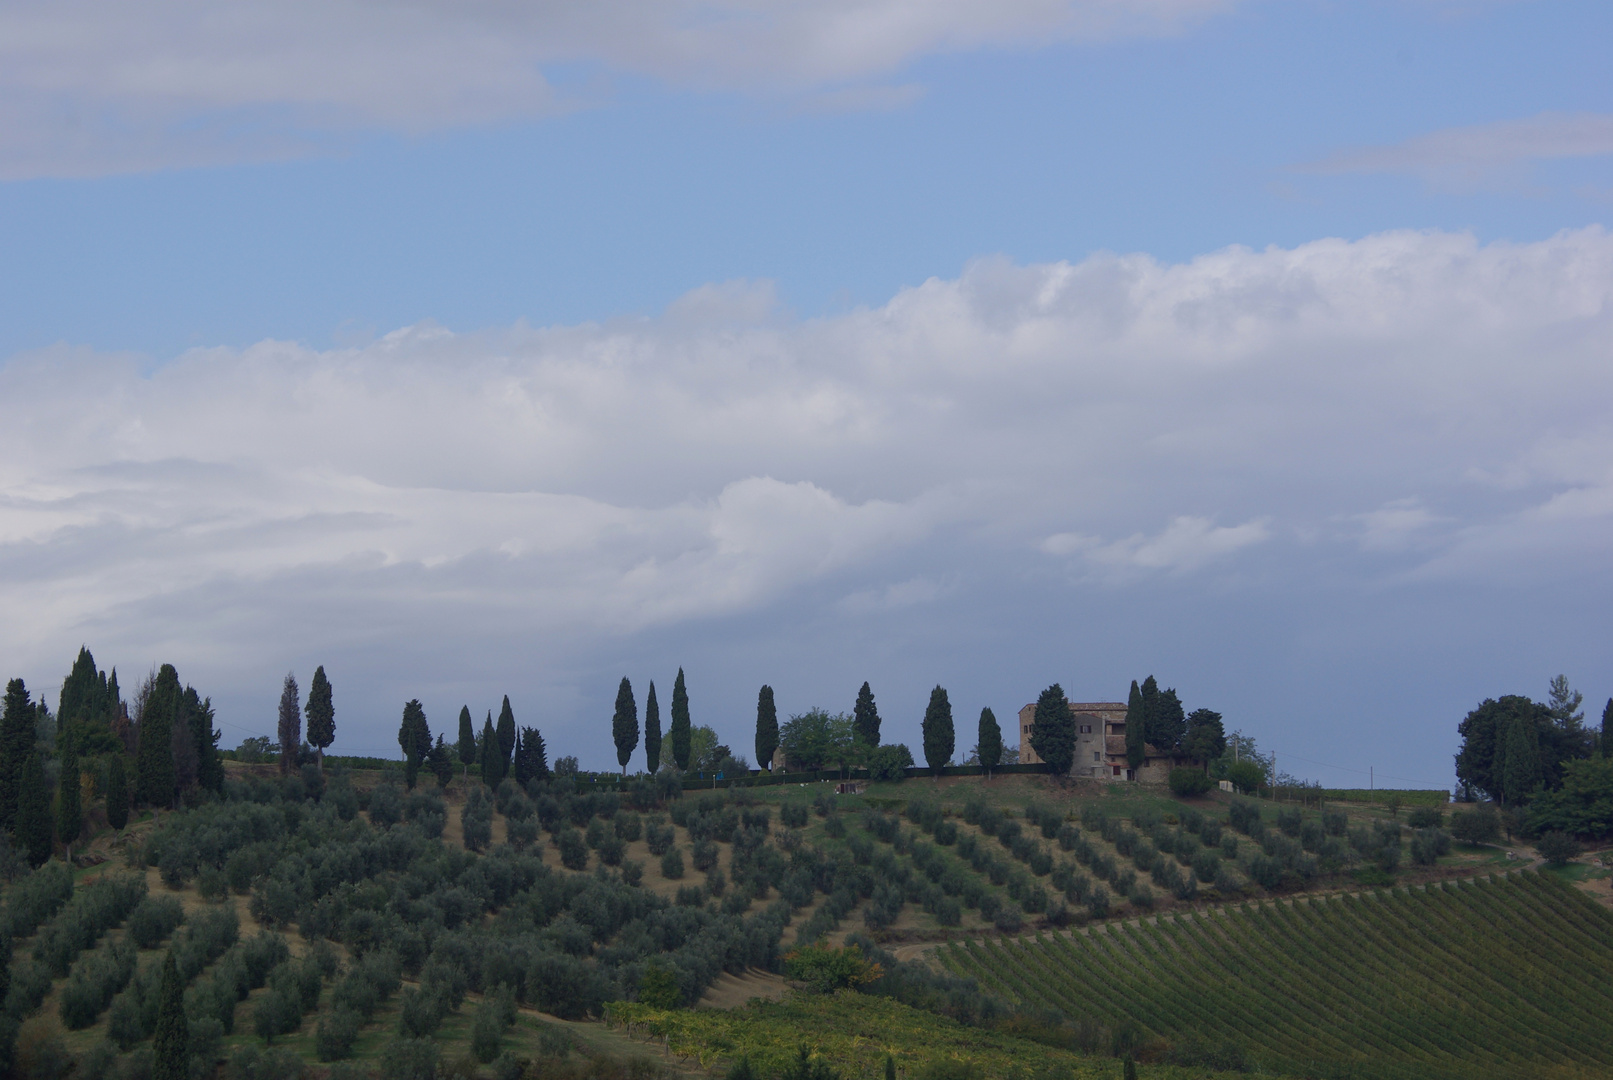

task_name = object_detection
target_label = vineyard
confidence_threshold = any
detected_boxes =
[937,870,1613,1080]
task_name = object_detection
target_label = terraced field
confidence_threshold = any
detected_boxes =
[938,871,1613,1080]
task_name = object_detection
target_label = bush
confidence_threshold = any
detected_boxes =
[127,896,186,949]
[1169,769,1212,797]
[555,830,588,871]
[621,860,644,887]
[1276,809,1303,838]
[1410,828,1451,866]
[315,1008,360,1061]
[381,1037,439,1080]
[660,848,685,880]
[645,821,675,856]
[780,802,809,829]
[1407,806,1445,829]
[1450,804,1501,846]
[868,744,914,782]
[1538,831,1583,867]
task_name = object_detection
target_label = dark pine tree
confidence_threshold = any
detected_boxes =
[15,751,52,866]
[1030,684,1075,776]
[977,707,1003,776]
[1603,698,1613,757]
[669,669,692,771]
[397,699,432,790]
[921,686,955,775]
[479,714,502,785]
[106,752,129,831]
[612,678,639,775]
[0,678,35,835]
[188,689,223,794]
[1150,687,1187,753]
[150,951,189,1080]
[497,696,517,778]
[457,706,476,778]
[755,685,779,772]
[518,726,549,783]
[304,665,335,772]
[136,665,181,808]
[644,682,662,774]
[853,682,881,747]
[57,724,81,858]
[170,689,200,795]
[1128,677,1160,773]
[428,734,454,788]
[276,672,301,775]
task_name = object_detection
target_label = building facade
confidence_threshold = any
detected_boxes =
[1018,699,1199,783]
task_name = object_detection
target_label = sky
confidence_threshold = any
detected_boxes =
[1,0,1610,788]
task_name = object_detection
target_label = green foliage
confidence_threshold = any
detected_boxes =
[1226,760,1264,794]
[304,666,335,757]
[670,668,692,771]
[56,727,82,850]
[152,952,190,1080]
[106,751,129,831]
[853,682,881,747]
[639,962,682,1009]
[755,684,778,771]
[869,743,914,781]
[1527,756,1613,838]
[457,706,476,769]
[1168,767,1212,797]
[645,681,663,774]
[1537,831,1582,867]
[922,685,955,774]
[381,1038,439,1080]
[137,666,182,806]
[1184,708,1226,762]
[780,709,853,773]
[783,943,882,993]
[1147,686,1186,752]
[276,673,301,776]
[1457,694,1591,805]
[514,725,549,785]
[612,678,639,774]
[660,847,685,880]
[976,708,1003,773]
[15,751,52,866]
[427,734,454,788]
[397,699,432,790]
[497,696,517,775]
[0,678,35,836]
[1123,679,1146,771]
[1030,684,1074,776]
[478,714,502,786]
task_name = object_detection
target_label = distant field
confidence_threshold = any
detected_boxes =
[1319,789,1448,807]
[938,871,1613,1080]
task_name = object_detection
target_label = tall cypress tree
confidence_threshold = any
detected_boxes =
[457,706,476,778]
[57,725,81,857]
[189,690,223,794]
[669,669,691,771]
[397,700,431,790]
[1030,684,1075,776]
[276,673,301,775]
[1602,698,1612,757]
[497,697,517,778]
[853,682,881,746]
[151,951,189,1080]
[644,683,662,774]
[1123,680,1144,771]
[479,715,502,785]
[921,686,955,775]
[136,665,180,808]
[304,666,335,771]
[612,678,639,775]
[977,707,1003,777]
[15,751,52,866]
[521,727,549,782]
[755,685,779,772]
[106,753,129,831]
[0,679,35,835]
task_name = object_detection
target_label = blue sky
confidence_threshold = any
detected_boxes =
[1,0,1610,786]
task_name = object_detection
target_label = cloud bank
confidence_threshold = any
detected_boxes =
[3,226,1612,758]
[0,0,1232,178]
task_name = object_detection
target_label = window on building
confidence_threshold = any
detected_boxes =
[1093,751,1100,762]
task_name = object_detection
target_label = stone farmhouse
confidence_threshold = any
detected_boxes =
[1017,699,1200,783]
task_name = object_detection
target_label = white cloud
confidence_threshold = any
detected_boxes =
[4,226,1613,741]
[0,0,1234,178]
[1301,112,1613,189]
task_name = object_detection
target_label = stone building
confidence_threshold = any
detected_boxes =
[1018,699,1200,783]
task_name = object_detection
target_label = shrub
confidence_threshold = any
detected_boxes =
[59,938,137,1029]
[555,830,588,871]
[1538,831,1583,867]
[614,811,643,842]
[645,821,675,856]
[1169,769,1212,797]
[660,848,685,880]
[1276,809,1303,837]
[368,783,403,828]
[381,1037,439,1080]
[993,905,1023,933]
[621,860,644,887]
[1410,828,1452,866]
[780,802,809,828]
[461,810,491,853]
[127,896,186,949]
[1407,806,1445,829]
[1450,805,1501,846]
[314,1008,360,1061]
[868,744,914,782]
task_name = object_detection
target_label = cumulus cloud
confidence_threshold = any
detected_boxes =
[1301,112,1613,190]
[4,226,1613,750]
[0,0,1234,178]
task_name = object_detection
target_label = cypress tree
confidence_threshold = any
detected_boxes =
[397,700,431,790]
[921,686,955,775]
[1030,683,1075,776]
[977,707,1003,776]
[57,725,81,857]
[151,951,189,1080]
[457,706,476,777]
[276,672,301,775]
[171,688,200,794]
[612,678,639,775]
[1501,713,1541,806]
[669,669,691,771]
[304,666,335,771]
[522,726,549,782]
[137,665,181,808]
[1123,679,1144,769]
[428,734,454,788]
[755,685,779,772]
[189,690,223,794]
[106,753,129,831]
[497,696,517,777]
[0,678,35,835]
[644,683,662,774]
[16,750,52,866]
[479,715,501,785]
[1602,698,1612,757]
[853,682,880,746]
[59,646,105,731]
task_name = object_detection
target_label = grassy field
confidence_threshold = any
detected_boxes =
[937,870,1613,1080]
